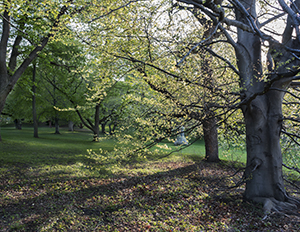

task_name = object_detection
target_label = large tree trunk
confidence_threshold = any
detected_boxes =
[203,112,219,162]
[242,84,300,212]
[243,92,285,201]
[236,0,299,212]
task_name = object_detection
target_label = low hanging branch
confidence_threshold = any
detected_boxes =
[282,163,300,175]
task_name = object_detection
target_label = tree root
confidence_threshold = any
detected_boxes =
[253,197,300,217]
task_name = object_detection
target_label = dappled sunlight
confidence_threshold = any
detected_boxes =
[1,160,299,231]
[0,127,299,230]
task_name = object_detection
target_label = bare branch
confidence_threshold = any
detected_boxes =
[283,163,300,175]
[260,12,286,28]
[270,87,300,100]
[0,13,35,45]
[88,0,140,23]
[278,0,300,41]
[281,130,300,147]
[203,45,240,75]
[176,22,220,66]
[222,17,252,32]
[283,116,300,123]
[0,10,9,77]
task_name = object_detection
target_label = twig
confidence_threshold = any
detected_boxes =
[283,163,300,175]
[176,22,220,67]
[284,177,300,190]
[88,0,140,23]
[0,13,36,45]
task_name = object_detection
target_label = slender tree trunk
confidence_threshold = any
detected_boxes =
[101,122,106,134]
[112,122,117,134]
[93,104,100,141]
[109,123,113,135]
[54,116,60,134]
[32,62,38,138]
[202,55,219,162]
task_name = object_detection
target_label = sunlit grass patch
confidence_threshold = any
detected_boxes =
[0,126,115,166]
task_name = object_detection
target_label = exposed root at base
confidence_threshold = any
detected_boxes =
[253,197,300,217]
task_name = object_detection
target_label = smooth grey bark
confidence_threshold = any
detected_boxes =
[32,62,39,138]
[176,0,300,212]
[235,0,300,211]
[243,92,286,201]
[236,0,284,204]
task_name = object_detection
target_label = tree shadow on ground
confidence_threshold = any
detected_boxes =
[0,161,299,231]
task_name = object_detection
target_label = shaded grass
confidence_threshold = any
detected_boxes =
[1,160,299,231]
[0,126,299,231]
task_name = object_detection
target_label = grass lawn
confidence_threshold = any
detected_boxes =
[0,126,115,165]
[0,126,299,231]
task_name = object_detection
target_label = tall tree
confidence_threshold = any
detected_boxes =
[0,0,74,140]
[172,0,300,213]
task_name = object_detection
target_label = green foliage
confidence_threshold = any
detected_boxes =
[79,0,241,161]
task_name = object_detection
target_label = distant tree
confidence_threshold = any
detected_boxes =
[3,36,85,135]
[0,0,75,140]
[32,61,38,138]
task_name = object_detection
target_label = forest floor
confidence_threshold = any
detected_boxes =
[0,159,299,231]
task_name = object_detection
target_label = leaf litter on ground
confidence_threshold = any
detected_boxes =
[0,160,299,231]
